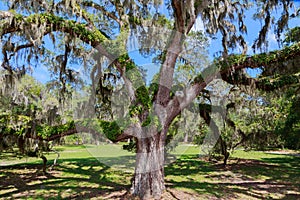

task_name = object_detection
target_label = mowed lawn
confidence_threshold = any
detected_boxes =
[0,144,299,199]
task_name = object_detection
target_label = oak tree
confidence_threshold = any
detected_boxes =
[1,0,300,198]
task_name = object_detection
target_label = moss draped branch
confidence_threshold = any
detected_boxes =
[21,119,123,143]
[218,42,300,72]
[172,41,300,118]
[219,42,300,90]
[196,41,300,87]
[0,12,108,52]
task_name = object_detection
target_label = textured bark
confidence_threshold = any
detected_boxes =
[41,155,47,173]
[219,137,229,166]
[131,131,165,199]
[17,137,25,154]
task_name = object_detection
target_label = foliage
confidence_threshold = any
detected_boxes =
[284,26,300,45]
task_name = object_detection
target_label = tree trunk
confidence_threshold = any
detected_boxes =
[131,132,165,199]
[17,137,25,154]
[41,155,47,173]
[219,137,229,166]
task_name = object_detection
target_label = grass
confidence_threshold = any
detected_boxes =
[0,144,299,199]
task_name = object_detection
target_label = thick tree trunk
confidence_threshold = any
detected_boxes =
[131,133,165,199]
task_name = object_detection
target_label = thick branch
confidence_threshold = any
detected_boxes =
[156,33,185,107]
[219,42,300,72]
[21,126,102,141]
[115,122,141,142]
[222,71,300,91]
[14,43,34,52]
[177,41,300,110]
[156,0,199,107]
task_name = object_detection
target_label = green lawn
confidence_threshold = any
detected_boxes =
[0,144,299,199]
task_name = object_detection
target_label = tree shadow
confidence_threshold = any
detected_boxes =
[229,156,300,184]
[1,154,299,199]
[94,155,136,172]
[165,155,216,176]
[165,155,300,199]
[0,157,132,199]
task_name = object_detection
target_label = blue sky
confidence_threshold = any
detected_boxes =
[0,1,299,83]
[128,1,300,81]
[125,0,300,81]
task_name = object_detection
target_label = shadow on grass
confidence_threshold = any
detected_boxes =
[1,154,299,199]
[229,155,300,183]
[94,155,136,172]
[165,155,300,199]
[0,157,132,199]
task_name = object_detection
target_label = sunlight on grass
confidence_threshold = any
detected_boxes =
[231,150,287,160]
[0,145,299,199]
[168,143,200,155]
[85,144,134,157]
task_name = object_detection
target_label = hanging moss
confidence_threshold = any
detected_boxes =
[257,73,300,91]
[115,54,152,117]
[217,42,300,72]
[12,12,107,44]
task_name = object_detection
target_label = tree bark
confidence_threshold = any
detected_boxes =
[131,131,165,199]
[219,137,229,166]
[17,137,25,154]
[41,155,47,173]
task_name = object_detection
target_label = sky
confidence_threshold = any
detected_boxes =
[0,1,299,83]
[128,1,300,82]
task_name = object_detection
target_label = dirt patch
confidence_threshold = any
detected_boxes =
[91,188,202,200]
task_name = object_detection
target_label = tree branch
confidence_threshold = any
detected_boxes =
[0,11,137,102]
[176,41,300,111]
[13,43,34,52]
[156,0,199,107]
[115,122,141,142]
[81,1,123,27]
[222,71,300,91]
[156,0,200,124]
[22,126,102,142]
[0,11,14,19]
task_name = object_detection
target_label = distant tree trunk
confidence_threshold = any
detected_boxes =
[219,137,229,166]
[17,137,25,154]
[131,129,166,199]
[41,155,47,173]
[183,132,189,143]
